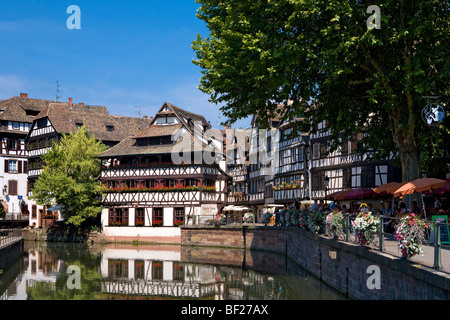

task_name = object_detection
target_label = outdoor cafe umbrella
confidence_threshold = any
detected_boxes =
[393,178,447,198]
[393,178,447,219]
[331,189,352,200]
[426,183,450,196]
[373,181,408,196]
[342,188,376,200]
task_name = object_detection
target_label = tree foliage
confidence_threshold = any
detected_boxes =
[193,0,450,180]
[31,126,108,226]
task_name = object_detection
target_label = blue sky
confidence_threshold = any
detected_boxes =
[0,0,251,129]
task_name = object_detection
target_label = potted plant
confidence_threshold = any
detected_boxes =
[243,212,254,223]
[326,210,345,239]
[352,211,380,246]
[214,213,226,227]
[394,213,429,259]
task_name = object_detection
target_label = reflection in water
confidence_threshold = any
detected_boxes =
[0,242,346,300]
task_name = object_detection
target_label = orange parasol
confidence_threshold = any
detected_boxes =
[373,181,408,196]
[393,178,447,198]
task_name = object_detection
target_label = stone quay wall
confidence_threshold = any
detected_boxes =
[181,225,450,300]
[0,238,24,272]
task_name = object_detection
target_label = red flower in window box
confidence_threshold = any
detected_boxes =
[152,220,163,227]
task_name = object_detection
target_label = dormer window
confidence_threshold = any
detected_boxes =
[106,125,114,132]
[76,122,83,129]
[156,116,175,125]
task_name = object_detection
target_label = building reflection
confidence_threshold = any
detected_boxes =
[1,242,345,300]
[100,245,282,300]
[1,242,63,300]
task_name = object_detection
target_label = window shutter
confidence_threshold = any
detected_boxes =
[8,180,18,195]
[23,161,28,173]
[18,161,22,174]
[4,160,8,173]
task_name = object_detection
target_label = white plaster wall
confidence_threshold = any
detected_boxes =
[102,226,181,238]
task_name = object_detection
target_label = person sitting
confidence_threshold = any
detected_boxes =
[411,200,421,217]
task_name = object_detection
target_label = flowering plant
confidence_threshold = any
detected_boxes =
[109,220,128,227]
[135,219,145,227]
[289,210,300,226]
[152,220,163,227]
[214,213,226,227]
[326,210,345,238]
[263,212,273,225]
[243,212,255,223]
[352,212,380,246]
[174,219,184,227]
[299,210,324,233]
[394,213,428,258]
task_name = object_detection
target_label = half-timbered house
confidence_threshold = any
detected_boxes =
[25,99,152,227]
[98,102,228,242]
[0,93,48,222]
[247,113,281,220]
[309,120,401,200]
[224,127,250,206]
[273,116,310,205]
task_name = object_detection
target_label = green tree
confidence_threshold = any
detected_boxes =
[31,126,108,226]
[193,0,449,181]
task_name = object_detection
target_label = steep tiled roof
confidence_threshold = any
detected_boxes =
[132,123,183,138]
[98,132,208,158]
[152,102,211,132]
[0,96,49,122]
[33,103,153,143]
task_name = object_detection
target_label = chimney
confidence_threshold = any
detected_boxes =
[20,93,28,98]
[79,102,84,106]
[68,97,73,108]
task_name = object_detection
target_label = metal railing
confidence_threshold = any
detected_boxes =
[184,211,449,272]
[0,213,30,221]
[325,214,449,272]
[0,229,23,248]
[184,214,256,227]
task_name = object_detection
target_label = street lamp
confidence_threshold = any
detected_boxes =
[3,184,7,195]
[323,175,329,200]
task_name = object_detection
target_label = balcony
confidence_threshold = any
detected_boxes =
[102,189,220,204]
[101,164,219,179]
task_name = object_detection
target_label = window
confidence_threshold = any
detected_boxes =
[173,262,185,281]
[156,116,175,124]
[135,208,145,226]
[174,208,184,226]
[153,208,163,226]
[134,260,145,279]
[152,261,163,280]
[8,180,18,195]
[75,122,83,129]
[7,139,17,150]
[37,118,47,128]
[108,208,129,225]
[106,125,114,132]
[32,205,37,218]
[108,259,129,279]
[12,122,19,130]
[8,160,17,173]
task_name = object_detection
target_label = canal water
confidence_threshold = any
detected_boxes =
[0,241,347,300]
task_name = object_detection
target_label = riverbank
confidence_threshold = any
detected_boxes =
[21,227,181,245]
[18,225,450,299]
[181,225,450,300]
